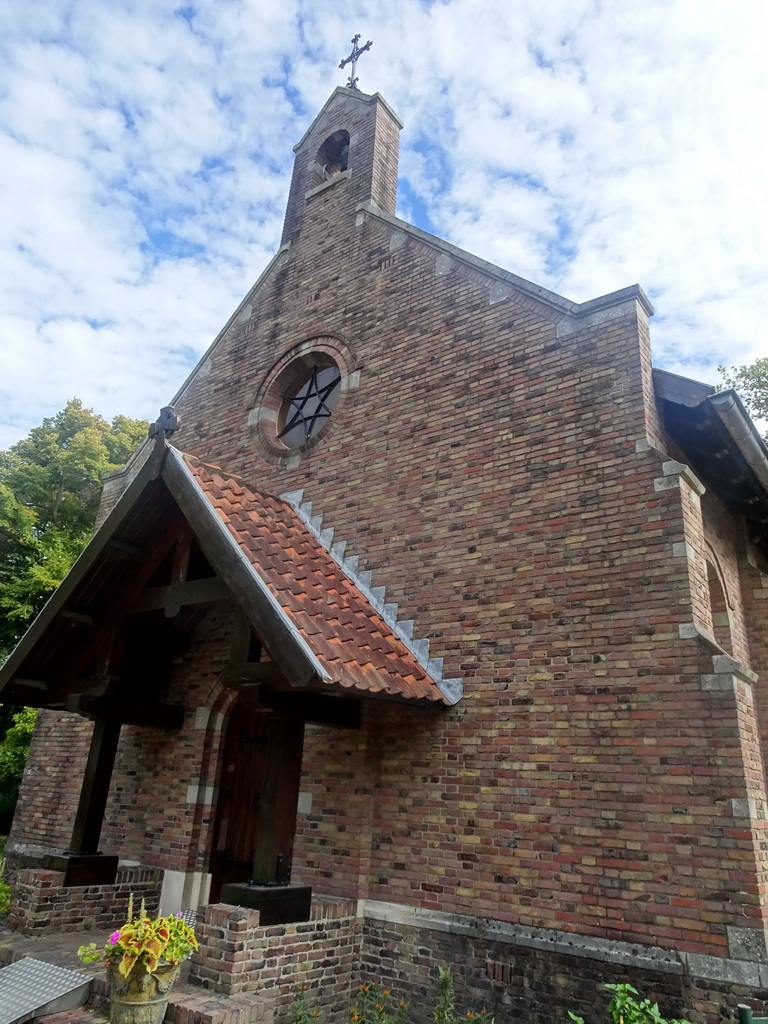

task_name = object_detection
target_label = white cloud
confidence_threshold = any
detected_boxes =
[1,0,767,450]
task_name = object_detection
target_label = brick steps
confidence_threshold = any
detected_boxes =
[0,928,272,1024]
[87,974,273,1024]
[37,1009,109,1024]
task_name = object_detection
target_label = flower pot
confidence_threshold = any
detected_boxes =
[107,961,180,1024]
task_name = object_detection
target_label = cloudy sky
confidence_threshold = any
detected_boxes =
[1,0,766,449]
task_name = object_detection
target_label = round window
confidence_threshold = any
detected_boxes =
[277,363,342,448]
[251,338,357,460]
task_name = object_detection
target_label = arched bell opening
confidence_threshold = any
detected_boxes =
[316,129,350,179]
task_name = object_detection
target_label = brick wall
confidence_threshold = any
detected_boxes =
[7,865,161,935]
[359,915,768,1024]
[8,710,91,857]
[292,711,378,900]
[100,605,235,874]
[190,897,359,1019]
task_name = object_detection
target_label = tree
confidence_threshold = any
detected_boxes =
[0,399,148,659]
[718,357,768,440]
[0,399,148,832]
[0,707,37,833]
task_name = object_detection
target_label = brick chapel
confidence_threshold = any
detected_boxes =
[2,80,768,1023]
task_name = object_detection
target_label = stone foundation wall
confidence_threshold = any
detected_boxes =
[190,897,360,1020]
[6,865,162,935]
[358,903,768,1024]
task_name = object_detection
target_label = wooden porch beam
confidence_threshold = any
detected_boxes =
[220,661,283,686]
[59,610,96,627]
[105,538,143,560]
[239,683,361,728]
[66,692,185,729]
[130,576,231,615]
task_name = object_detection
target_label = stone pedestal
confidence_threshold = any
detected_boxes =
[43,853,119,887]
[219,882,312,925]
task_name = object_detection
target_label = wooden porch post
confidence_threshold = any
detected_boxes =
[69,718,122,856]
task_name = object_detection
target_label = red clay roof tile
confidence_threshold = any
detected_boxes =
[182,455,448,706]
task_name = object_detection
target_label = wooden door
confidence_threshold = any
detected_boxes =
[209,704,303,902]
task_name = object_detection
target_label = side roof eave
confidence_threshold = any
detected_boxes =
[654,368,768,497]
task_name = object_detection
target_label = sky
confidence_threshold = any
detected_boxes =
[1,0,767,449]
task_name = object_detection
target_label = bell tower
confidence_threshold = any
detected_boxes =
[280,86,403,246]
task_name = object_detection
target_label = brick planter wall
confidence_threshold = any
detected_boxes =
[190,897,360,1021]
[359,910,768,1024]
[7,865,162,935]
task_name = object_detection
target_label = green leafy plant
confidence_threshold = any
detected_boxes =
[718,357,768,440]
[77,895,198,977]
[290,984,325,1024]
[0,880,10,917]
[351,980,409,1024]
[433,967,493,1024]
[291,968,491,1024]
[0,833,10,918]
[433,967,457,1024]
[568,983,690,1024]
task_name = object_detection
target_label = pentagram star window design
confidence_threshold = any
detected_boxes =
[277,364,342,448]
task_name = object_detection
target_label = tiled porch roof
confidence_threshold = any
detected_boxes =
[182,454,450,705]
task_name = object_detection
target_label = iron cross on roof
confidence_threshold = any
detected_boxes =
[339,34,372,91]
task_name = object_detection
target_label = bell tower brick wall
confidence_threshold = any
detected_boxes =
[280,87,401,246]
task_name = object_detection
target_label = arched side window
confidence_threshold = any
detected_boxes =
[706,559,732,653]
[316,130,350,179]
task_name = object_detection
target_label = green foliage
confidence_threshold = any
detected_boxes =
[290,985,325,1024]
[0,834,9,919]
[352,981,409,1024]
[0,398,148,660]
[718,357,768,439]
[0,399,146,831]
[433,967,457,1024]
[568,983,690,1024]
[290,966,495,1024]
[0,707,36,778]
[78,896,198,976]
[290,968,490,1024]
[0,707,37,832]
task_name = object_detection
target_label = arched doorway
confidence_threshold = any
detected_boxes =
[209,702,304,902]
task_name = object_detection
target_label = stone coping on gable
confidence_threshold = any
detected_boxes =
[354,200,654,325]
